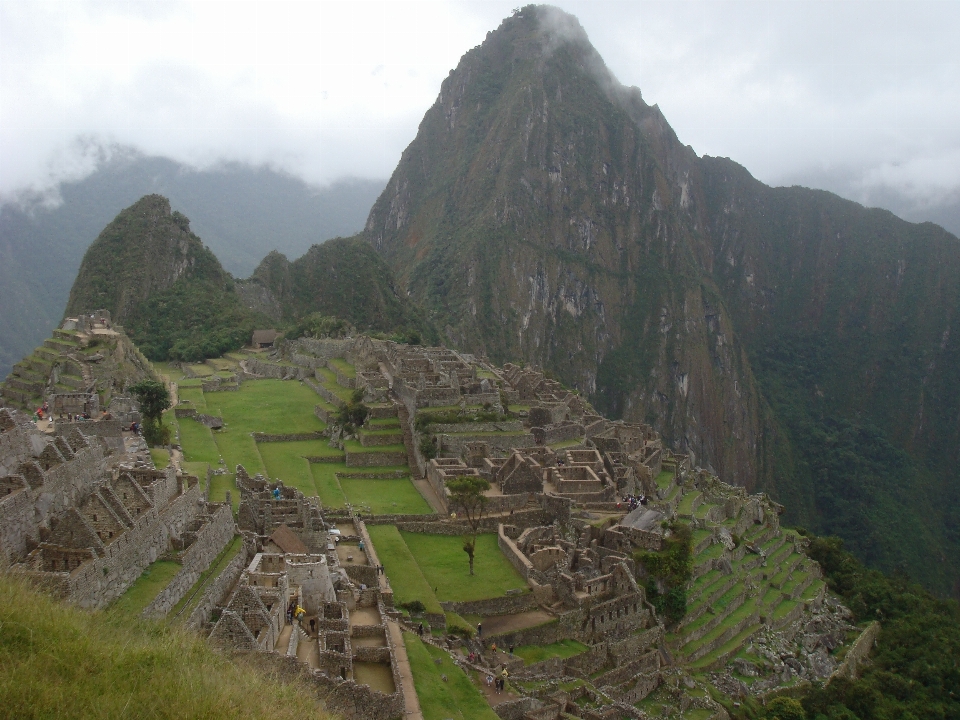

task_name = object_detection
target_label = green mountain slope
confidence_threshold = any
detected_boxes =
[363,5,960,594]
[242,237,436,341]
[0,151,384,379]
[64,195,267,361]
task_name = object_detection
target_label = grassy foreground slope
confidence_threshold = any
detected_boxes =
[0,575,330,720]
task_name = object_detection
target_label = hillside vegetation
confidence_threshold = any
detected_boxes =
[0,574,331,720]
[243,236,436,342]
[0,152,384,380]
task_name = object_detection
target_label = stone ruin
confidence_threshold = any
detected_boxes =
[206,465,407,720]
[0,407,234,611]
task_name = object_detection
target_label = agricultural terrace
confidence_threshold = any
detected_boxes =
[166,362,432,517]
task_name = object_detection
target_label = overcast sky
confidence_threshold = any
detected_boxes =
[2,0,959,221]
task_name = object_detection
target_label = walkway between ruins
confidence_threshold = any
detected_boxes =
[386,618,423,720]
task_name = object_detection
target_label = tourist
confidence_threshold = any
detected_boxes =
[417,622,424,637]
[476,622,482,638]
[485,674,493,688]
[358,540,364,552]
[295,605,305,625]
[309,618,316,634]
[272,487,281,500]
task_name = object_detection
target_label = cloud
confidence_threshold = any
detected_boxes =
[2,0,959,222]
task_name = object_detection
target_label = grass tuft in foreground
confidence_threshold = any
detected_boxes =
[0,574,330,720]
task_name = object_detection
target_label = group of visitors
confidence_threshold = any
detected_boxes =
[618,493,647,511]
[484,668,509,694]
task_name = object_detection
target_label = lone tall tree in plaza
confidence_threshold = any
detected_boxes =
[128,379,171,446]
[446,476,490,576]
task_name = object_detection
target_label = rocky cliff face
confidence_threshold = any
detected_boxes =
[365,5,960,592]
[365,6,766,487]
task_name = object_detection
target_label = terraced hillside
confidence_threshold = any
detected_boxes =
[1,324,155,413]
[158,349,432,519]
[633,465,859,716]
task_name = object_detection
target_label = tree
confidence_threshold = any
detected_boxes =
[446,476,490,576]
[129,380,171,447]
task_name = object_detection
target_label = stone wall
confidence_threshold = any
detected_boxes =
[345,449,406,467]
[438,432,535,456]
[440,592,537,617]
[253,431,324,443]
[244,650,405,720]
[0,443,106,563]
[358,430,404,447]
[185,541,250,629]
[499,524,535,581]
[142,505,236,619]
[429,421,525,434]
[829,621,880,682]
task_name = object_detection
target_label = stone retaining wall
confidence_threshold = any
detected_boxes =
[438,432,535,456]
[253,431,324,443]
[428,421,525,434]
[345,449,407,467]
[142,506,236,619]
[829,621,880,682]
[440,593,537,617]
[358,431,404,447]
[185,541,250,629]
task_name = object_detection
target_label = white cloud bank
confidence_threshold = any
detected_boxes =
[2,0,959,219]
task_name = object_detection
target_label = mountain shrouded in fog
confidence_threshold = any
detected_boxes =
[363,5,960,595]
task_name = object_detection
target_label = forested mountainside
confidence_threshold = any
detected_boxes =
[64,195,268,362]
[62,196,432,362]
[363,5,960,594]
[0,152,384,379]
[241,238,436,343]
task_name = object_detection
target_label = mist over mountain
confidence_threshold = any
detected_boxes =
[0,152,385,378]
[364,5,960,594]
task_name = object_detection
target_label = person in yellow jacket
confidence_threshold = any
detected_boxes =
[295,605,306,625]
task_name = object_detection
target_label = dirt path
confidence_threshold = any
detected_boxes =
[476,673,521,707]
[386,619,423,720]
[275,622,293,652]
[478,610,554,636]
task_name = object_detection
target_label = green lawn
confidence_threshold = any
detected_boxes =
[367,417,400,427]
[257,441,325,497]
[513,639,588,665]
[366,526,443,615]
[207,379,326,435]
[328,358,356,379]
[109,560,182,616]
[177,418,221,465]
[398,532,527,602]
[311,463,349,508]
[340,478,432,515]
[316,368,355,403]
[150,448,170,469]
[403,633,500,720]
[209,473,239,512]
[177,387,207,409]
[655,469,675,491]
[212,428,265,475]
